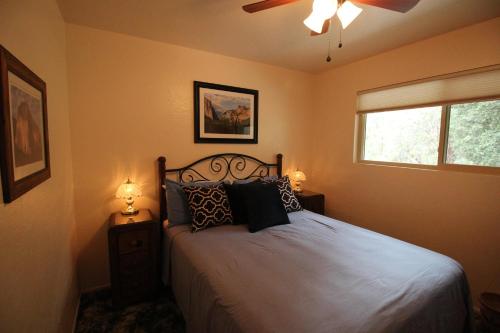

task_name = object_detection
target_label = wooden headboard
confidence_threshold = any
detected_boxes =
[157,153,283,222]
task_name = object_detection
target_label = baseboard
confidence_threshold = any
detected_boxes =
[71,293,81,333]
[80,283,111,294]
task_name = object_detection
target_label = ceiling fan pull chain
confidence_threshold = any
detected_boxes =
[326,19,333,62]
[337,0,343,48]
[326,38,332,62]
[338,24,343,48]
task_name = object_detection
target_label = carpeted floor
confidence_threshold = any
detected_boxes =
[75,288,185,333]
[76,288,488,333]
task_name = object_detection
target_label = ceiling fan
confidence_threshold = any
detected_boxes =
[242,0,420,36]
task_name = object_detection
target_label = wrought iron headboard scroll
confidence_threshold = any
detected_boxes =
[158,153,283,222]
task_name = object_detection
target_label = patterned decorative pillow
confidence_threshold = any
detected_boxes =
[261,176,302,213]
[165,179,228,226]
[182,183,233,232]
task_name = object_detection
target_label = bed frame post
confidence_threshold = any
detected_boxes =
[277,153,283,177]
[158,156,167,222]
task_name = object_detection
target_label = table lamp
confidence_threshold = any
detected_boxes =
[291,170,307,192]
[116,178,142,215]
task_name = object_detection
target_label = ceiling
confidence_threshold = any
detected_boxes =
[57,0,500,73]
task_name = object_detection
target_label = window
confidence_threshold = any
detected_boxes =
[446,100,500,167]
[363,107,441,165]
[356,66,500,173]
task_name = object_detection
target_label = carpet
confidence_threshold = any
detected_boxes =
[75,287,486,333]
[75,288,185,333]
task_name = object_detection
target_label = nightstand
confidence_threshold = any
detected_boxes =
[295,190,325,215]
[108,209,160,307]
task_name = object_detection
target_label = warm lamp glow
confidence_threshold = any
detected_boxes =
[311,0,337,18]
[304,0,337,33]
[292,170,307,182]
[291,170,307,192]
[116,178,142,215]
[337,1,363,29]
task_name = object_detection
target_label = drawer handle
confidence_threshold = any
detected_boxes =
[130,240,143,247]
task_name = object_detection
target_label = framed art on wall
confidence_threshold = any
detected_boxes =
[0,45,50,203]
[194,81,258,144]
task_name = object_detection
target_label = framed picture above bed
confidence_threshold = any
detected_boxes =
[0,45,50,203]
[194,81,258,144]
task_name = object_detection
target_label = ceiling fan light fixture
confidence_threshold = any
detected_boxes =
[337,0,362,29]
[304,0,337,33]
[311,0,338,19]
[303,12,327,33]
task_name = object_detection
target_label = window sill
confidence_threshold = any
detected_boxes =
[357,160,500,175]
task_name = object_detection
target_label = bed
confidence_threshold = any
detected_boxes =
[158,153,473,333]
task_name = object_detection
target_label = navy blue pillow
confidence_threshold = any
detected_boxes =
[232,178,257,185]
[261,176,302,213]
[240,182,290,233]
[223,183,250,225]
[232,175,277,185]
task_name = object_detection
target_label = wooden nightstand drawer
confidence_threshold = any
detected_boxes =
[120,269,150,290]
[120,270,151,303]
[118,229,149,254]
[108,209,160,307]
[119,251,150,274]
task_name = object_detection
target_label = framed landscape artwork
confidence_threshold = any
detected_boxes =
[194,81,258,144]
[0,45,50,203]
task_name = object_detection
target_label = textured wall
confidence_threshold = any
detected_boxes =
[309,18,500,303]
[0,0,78,331]
[66,24,314,290]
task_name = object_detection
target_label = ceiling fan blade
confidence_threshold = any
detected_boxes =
[242,0,300,13]
[353,0,419,13]
[310,19,330,36]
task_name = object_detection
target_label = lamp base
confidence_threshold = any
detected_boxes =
[121,198,139,215]
[294,181,303,193]
[121,203,139,215]
[121,209,139,216]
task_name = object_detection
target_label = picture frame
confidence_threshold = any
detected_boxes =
[194,81,258,144]
[0,45,50,203]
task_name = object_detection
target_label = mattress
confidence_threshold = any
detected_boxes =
[162,210,473,333]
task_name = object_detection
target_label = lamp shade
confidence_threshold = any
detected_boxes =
[311,0,337,19]
[304,13,328,33]
[337,1,363,29]
[292,170,307,182]
[304,0,337,33]
[115,179,142,199]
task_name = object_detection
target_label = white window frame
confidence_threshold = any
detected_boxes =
[355,98,500,175]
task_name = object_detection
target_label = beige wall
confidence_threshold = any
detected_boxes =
[0,2,497,328]
[0,0,78,332]
[309,18,500,303]
[66,24,314,290]
[68,19,500,300]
